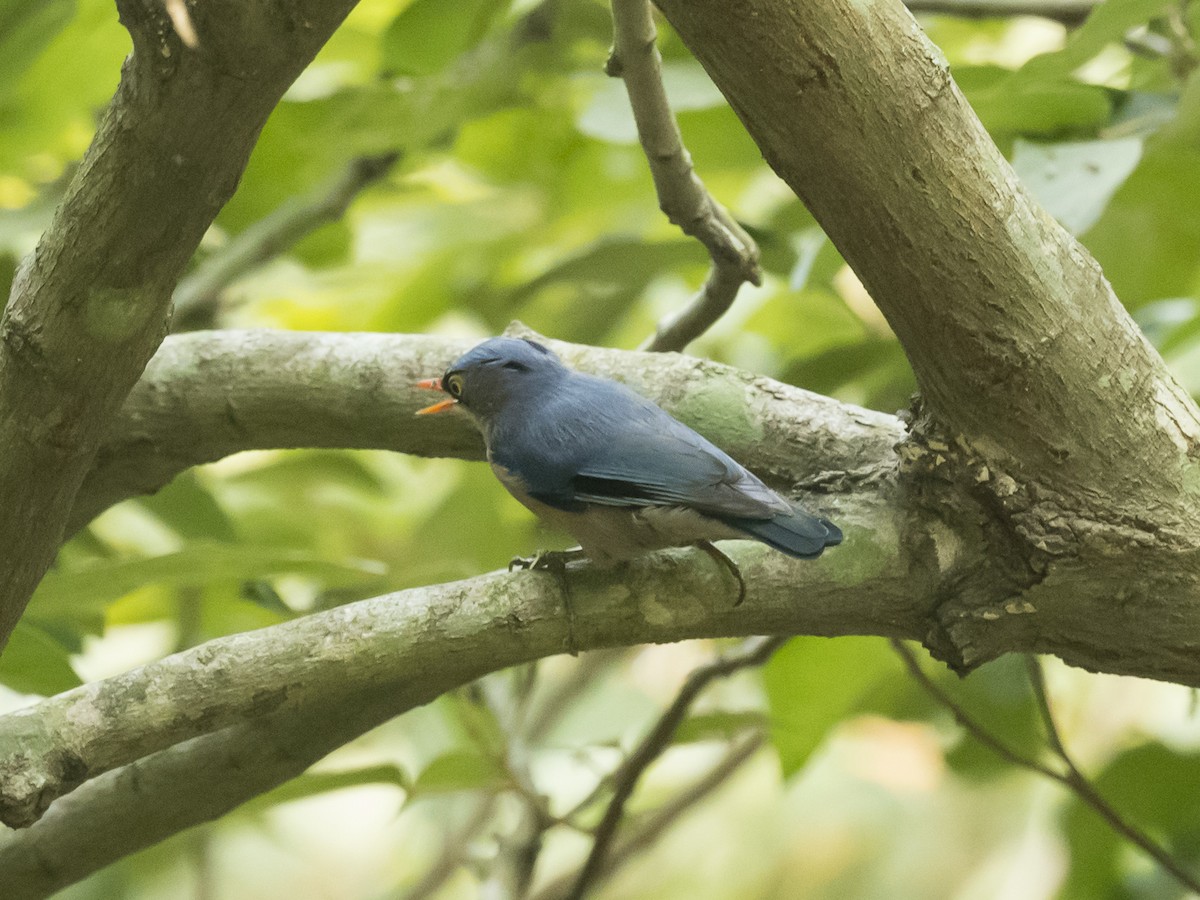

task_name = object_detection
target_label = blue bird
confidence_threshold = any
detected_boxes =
[417,337,841,599]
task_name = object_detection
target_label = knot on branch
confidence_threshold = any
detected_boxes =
[898,401,1182,675]
[0,747,88,829]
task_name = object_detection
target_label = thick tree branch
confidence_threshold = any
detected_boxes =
[651,0,1200,673]
[0,0,358,652]
[1,526,907,830]
[605,0,761,353]
[63,327,1200,685]
[73,329,897,533]
[651,0,1200,521]
[0,690,438,900]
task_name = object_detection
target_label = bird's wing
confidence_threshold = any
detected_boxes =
[541,377,790,520]
[569,429,786,518]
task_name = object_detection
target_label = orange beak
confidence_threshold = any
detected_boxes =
[415,377,457,415]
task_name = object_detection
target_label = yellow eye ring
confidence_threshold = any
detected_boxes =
[446,374,464,398]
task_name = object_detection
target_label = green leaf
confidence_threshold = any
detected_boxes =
[0,620,81,695]
[763,636,896,777]
[243,764,410,814]
[674,710,768,744]
[1061,744,1200,899]
[940,654,1044,780]
[0,0,74,103]
[965,74,1113,139]
[26,542,388,619]
[136,471,239,543]
[412,750,509,795]
[382,0,508,77]
[1083,78,1200,306]
[1021,0,1174,81]
[1012,136,1143,235]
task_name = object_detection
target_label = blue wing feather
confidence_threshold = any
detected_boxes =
[488,372,789,519]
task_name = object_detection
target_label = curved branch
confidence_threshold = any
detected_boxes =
[74,328,900,532]
[0,0,358,651]
[894,642,1200,894]
[67,327,1200,686]
[605,0,761,353]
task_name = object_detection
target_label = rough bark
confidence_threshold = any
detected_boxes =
[652,0,1200,673]
[0,0,358,652]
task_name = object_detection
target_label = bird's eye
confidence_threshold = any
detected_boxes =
[446,374,464,398]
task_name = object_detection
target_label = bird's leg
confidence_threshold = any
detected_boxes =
[697,540,746,607]
[508,548,586,655]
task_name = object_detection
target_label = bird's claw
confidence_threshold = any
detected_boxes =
[507,548,586,655]
[508,548,586,573]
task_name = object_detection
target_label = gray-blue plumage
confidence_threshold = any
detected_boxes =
[425,337,841,565]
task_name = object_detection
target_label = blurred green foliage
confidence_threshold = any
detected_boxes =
[2,0,1200,896]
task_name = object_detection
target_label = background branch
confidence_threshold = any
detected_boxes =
[532,732,764,900]
[565,636,784,900]
[892,641,1200,894]
[171,152,401,329]
[606,0,761,353]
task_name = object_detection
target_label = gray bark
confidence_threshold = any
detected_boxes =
[0,0,359,651]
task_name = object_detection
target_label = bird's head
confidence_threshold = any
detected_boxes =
[416,337,568,422]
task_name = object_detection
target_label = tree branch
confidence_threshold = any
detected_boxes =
[0,688,434,900]
[1,529,909,830]
[73,329,899,533]
[532,732,764,900]
[893,641,1200,895]
[565,637,784,900]
[171,152,401,328]
[651,0,1200,518]
[605,0,761,353]
[652,0,1200,673]
[0,0,358,652]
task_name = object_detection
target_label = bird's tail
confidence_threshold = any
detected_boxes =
[725,507,842,559]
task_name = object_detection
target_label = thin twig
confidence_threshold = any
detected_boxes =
[564,636,785,900]
[893,641,1200,895]
[171,151,401,327]
[607,0,761,353]
[1024,656,1200,894]
[401,798,497,900]
[532,731,764,900]
[524,650,627,745]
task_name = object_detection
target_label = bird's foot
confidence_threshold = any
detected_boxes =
[508,547,588,573]
[697,541,747,607]
[508,547,586,655]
